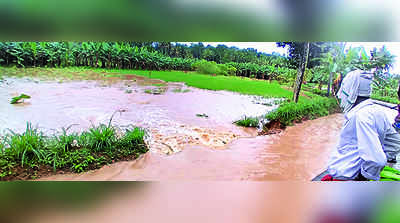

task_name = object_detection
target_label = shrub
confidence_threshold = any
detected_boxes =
[216,63,236,76]
[192,60,236,76]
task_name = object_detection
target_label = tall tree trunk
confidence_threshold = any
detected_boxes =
[327,72,333,97]
[293,42,310,103]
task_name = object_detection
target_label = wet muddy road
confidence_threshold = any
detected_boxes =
[2,75,395,181]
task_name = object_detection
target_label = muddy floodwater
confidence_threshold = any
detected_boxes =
[1,75,397,180]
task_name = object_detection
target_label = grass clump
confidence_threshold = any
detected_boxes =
[85,124,117,152]
[3,123,46,167]
[196,113,209,118]
[265,97,339,128]
[10,94,31,104]
[117,128,147,154]
[234,116,259,127]
[0,121,148,181]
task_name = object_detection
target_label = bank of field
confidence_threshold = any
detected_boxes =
[0,121,148,181]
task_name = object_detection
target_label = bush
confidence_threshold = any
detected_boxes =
[216,63,236,76]
[265,97,339,127]
[192,60,236,76]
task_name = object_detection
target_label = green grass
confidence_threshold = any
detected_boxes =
[233,116,259,127]
[85,124,117,152]
[0,121,148,181]
[4,123,46,167]
[264,97,339,127]
[103,69,298,100]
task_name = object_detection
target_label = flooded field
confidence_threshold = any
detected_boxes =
[1,72,397,181]
[1,75,275,154]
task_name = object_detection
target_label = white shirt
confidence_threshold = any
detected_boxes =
[327,99,400,180]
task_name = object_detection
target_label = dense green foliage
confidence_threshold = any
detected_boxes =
[265,97,339,127]
[0,122,148,180]
[0,42,300,82]
[2,41,397,98]
[191,60,237,76]
[313,43,397,96]
[164,42,290,65]
[0,42,195,71]
[277,42,333,68]
[371,73,400,104]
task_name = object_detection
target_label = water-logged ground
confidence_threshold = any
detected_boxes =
[1,73,398,180]
[1,75,276,154]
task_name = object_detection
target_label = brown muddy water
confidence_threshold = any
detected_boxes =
[3,74,392,181]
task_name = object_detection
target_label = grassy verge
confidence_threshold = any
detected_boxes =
[0,122,148,181]
[235,96,339,131]
[264,97,339,129]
